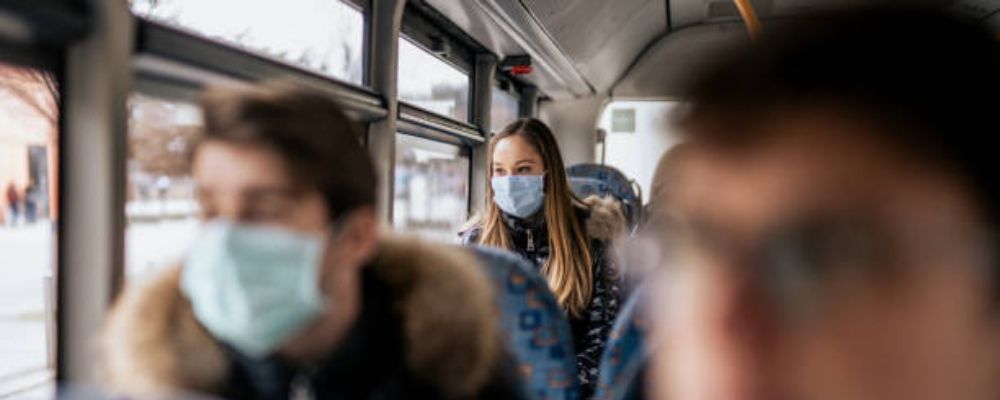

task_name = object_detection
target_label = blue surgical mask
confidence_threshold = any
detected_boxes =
[180,221,327,359]
[492,175,545,219]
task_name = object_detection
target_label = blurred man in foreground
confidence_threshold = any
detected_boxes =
[646,6,1000,400]
[102,83,523,399]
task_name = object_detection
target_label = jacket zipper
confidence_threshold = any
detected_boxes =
[527,229,535,252]
[291,372,315,400]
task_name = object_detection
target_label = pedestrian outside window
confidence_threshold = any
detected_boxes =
[0,62,59,398]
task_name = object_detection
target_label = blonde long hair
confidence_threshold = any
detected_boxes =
[476,118,594,317]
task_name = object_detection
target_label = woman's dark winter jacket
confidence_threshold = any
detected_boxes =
[460,196,626,399]
[102,235,528,400]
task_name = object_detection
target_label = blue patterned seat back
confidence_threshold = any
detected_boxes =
[605,359,646,400]
[594,288,649,400]
[566,164,642,232]
[470,246,581,400]
[568,177,614,200]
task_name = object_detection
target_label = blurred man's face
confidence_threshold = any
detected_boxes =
[649,110,1000,400]
[192,139,377,360]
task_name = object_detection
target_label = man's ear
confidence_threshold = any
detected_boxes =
[332,206,378,270]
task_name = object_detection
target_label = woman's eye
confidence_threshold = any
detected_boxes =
[493,168,506,176]
[517,166,532,174]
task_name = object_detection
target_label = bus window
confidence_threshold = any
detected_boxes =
[397,37,470,122]
[596,101,680,199]
[125,93,202,278]
[393,134,470,243]
[130,0,365,85]
[490,88,519,134]
[0,62,58,396]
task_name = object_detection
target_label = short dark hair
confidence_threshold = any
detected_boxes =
[680,5,1000,231]
[199,82,376,219]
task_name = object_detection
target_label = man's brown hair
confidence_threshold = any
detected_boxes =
[199,82,375,219]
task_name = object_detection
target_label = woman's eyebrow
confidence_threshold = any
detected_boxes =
[493,159,538,167]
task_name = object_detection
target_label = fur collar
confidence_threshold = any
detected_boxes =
[581,195,627,242]
[102,235,498,398]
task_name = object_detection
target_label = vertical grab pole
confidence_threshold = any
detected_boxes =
[470,54,497,218]
[734,0,762,39]
[367,0,407,223]
[520,86,538,118]
[59,0,133,386]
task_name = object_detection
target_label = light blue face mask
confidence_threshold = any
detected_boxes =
[492,174,545,219]
[181,221,327,359]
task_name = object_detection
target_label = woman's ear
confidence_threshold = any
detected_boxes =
[331,206,378,271]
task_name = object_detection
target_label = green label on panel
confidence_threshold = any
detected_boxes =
[611,108,636,133]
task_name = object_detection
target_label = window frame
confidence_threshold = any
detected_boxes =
[394,18,480,221]
[398,103,483,146]
[396,1,484,130]
[396,34,475,127]
[130,0,370,86]
[391,131,473,242]
[131,1,385,122]
[392,2,487,223]
[395,106,479,219]
[0,6,70,396]
[400,2,478,75]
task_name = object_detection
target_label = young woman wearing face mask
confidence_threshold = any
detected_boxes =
[460,118,626,399]
[102,83,527,400]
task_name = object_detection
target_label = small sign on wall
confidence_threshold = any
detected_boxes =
[611,108,636,133]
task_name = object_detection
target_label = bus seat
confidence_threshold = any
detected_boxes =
[599,358,646,400]
[568,177,612,199]
[566,164,642,233]
[469,245,581,400]
[594,288,650,400]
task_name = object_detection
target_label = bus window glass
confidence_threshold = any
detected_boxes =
[490,88,519,134]
[397,37,470,122]
[393,134,470,242]
[130,0,365,85]
[125,93,202,279]
[596,101,680,198]
[0,62,58,396]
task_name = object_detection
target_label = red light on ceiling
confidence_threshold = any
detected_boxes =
[511,65,533,75]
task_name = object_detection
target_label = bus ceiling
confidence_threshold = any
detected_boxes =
[423,0,1000,101]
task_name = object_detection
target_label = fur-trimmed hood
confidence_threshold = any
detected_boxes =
[102,235,499,399]
[581,195,627,242]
